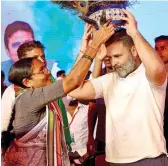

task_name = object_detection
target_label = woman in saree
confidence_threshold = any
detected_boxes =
[2,21,115,166]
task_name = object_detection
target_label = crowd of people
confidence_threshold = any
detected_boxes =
[1,8,168,166]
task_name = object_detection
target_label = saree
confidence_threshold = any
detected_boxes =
[3,102,70,166]
[50,75,72,151]
[15,75,72,151]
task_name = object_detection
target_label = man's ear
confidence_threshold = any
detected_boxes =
[22,78,32,88]
[131,45,138,59]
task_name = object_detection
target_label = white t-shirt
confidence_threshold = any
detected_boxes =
[67,103,89,156]
[1,84,15,132]
[90,64,167,163]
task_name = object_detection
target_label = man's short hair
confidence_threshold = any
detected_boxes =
[105,28,134,48]
[57,70,65,77]
[155,35,168,42]
[4,21,34,49]
[17,40,45,59]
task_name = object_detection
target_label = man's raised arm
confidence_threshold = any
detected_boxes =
[119,9,166,86]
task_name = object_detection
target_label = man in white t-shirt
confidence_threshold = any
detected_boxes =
[69,9,168,165]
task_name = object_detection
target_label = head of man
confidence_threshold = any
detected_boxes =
[57,70,66,79]
[9,58,51,89]
[4,21,34,62]
[105,28,140,78]
[155,35,168,65]
[17,40,46,64]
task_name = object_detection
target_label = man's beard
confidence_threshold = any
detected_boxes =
[115,55,137,78]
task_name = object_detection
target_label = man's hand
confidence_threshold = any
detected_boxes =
[87,136,96,155]
[96,44,107,61]
[118,9,138,38]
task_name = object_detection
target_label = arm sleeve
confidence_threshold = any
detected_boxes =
[18,79,66,113]
[147,74,167,112]
[89,74,109,99]
[149,77,167,93]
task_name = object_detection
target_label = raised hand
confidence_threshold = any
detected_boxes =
[80,23,92,53]
[118,9,138,38]
[90,20,115,48]
[96,44,107,61]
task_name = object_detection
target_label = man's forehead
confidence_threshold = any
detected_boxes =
[156,40,168,46]
[107,42,125,54]
[9,31,33,43]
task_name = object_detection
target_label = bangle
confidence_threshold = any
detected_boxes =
[82,55,93,63]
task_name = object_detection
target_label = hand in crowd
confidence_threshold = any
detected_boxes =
[96,44,107,61]
[87,136,96,155]
[119,9,138,38]
[80,23,93,53]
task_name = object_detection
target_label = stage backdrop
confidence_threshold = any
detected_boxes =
[1,0,168,85]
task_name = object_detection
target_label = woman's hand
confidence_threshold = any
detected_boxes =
[80,23,93,53]
[90,19,115,48]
